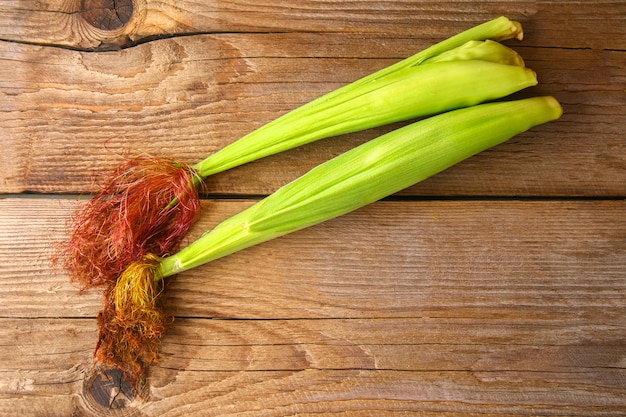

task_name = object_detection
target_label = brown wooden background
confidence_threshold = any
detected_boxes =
[1,1,625,416]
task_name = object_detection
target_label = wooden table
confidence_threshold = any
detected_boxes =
[1,1,625,416]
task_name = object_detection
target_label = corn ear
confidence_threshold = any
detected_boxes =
[193,16,526,178]
[160,96,563,277]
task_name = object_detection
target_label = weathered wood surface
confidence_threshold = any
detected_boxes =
[0,1,623,50]
[1,0,625,416]
[1,198,625,415]
[1,5,624,197]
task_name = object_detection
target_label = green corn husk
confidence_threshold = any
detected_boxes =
[192,16,526,178]
[162,96,563,276]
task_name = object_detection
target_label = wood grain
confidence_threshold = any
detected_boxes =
[1,1,625,415]
[0,316,624,416]
[0,198,624,415]
[2,198,625,320]
[1,33,624,196]
[0,1,624,50]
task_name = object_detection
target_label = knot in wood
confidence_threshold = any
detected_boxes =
[82,368,147,415]
[81,0,134,31]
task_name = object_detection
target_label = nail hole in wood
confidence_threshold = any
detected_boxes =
[81,0,134,31]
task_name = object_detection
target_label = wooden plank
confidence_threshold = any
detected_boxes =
[1,198,624,321]
[0,1,623,50]
[0,316,624,415]
[1,34,624,196]
[0,180,625,415]
[1,1,624,415]
[0,199,102,318]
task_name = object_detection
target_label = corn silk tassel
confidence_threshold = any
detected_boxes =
[62,17,530,290]
[96,96,563,383]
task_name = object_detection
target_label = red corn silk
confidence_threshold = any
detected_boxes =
[61,156,201,289]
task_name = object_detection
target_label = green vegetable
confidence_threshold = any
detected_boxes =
[193,16,526,178]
